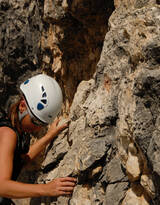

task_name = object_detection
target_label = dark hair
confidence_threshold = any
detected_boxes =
[8,96,22,133]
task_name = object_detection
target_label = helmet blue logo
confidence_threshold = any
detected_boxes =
[37,103,44,110]
[24,79,29,85]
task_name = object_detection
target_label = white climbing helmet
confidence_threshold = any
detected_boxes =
[20,74,63,124]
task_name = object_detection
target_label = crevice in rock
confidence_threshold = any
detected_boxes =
[42,0,115,105]
[42,152,67,174]
[70,144,115,186]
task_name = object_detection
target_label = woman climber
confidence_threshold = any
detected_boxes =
[0,74,76,204]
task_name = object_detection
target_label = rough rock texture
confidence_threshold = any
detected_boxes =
[41,0,114,108]
[0,0,44,108]
[1,0,160,205]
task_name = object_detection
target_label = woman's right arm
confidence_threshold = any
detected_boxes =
[0,127,76,199]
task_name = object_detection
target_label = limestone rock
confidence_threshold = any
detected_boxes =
[0,0,43,107]
[126,152,141,181]
[140,174,155,198]
[122,184,150,205]
[41,0,115,103]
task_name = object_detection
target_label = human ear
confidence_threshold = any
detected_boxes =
[19,100,27,113]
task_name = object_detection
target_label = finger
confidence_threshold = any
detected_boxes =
[60,186,75,192]
[60,191,73,196]
[60,177,77,182]
[61,181,76,187]
[58,119,70,128]
[54,118,60,125]
[58,124,68,131]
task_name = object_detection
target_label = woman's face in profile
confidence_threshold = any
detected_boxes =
[21,114,43,133]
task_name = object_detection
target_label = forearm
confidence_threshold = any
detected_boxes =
[0,180,46,199]
[26,119,68,161]
[27,133,54,160]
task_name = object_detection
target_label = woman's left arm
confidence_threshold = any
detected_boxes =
[24,118,68,161]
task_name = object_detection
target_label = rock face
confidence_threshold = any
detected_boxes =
[0,0,43,107]
[1,0,160,205]
[41,0,114,106]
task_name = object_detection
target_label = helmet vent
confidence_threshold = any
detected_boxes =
[41,99,47,104]
[41,86,45,92]
[42,92,47,97]
[37,85,48,110]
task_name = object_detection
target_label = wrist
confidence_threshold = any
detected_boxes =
[46,129,57,139]
[38,184,48,197]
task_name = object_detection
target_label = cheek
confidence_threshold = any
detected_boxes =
[22,115,31,125]
[27,116,43,132]
[33,125,42,132]
[22,115,40,132]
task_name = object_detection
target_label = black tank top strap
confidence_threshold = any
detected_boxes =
[0,114,30,154]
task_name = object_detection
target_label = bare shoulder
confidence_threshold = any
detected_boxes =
[0,126,16,136]
[0,126,17,143]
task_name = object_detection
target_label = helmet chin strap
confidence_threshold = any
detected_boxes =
[18,110,28,122]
